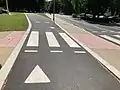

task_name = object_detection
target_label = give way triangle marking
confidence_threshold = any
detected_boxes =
[24,65,50,83]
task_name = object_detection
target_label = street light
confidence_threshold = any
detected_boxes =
[53,0,55,21]
[6,0,9,11]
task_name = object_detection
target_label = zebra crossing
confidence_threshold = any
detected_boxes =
[25,31,86,53]
[100,34,120,45]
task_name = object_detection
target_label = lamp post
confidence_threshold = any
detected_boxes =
[53,0,55,21]
[6,0,9,12]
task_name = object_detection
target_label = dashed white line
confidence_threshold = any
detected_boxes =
[46,32,60,47]
[110,31,115,33]
[50,50,63,52]
[59,33,81,48]
[92,31,98,33]
[26,31,39,47]
[24,50,38,53]
[101,31,107,33]
[44,22,50,24]
[74,51,86,54]
[50,27,55,29]
[100,35,120,45]
[36,21,41,23]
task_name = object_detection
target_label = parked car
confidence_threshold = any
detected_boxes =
[72,13,77,18]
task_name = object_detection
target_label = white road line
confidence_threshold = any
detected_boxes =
[25,65,50,83]
[100,35,120,45]
[24,50,38,53]
[101,31,107,33]
[46,32,60,47]
[59,33,80,48]
[50,27,55,29]
[113,35,120,39]
[50,50,63,52]
[26,31,39,47]
[110,31,115,33]
[44,22,50,23]
[36,21,40,23]
[92,31,98,33]
[74,51,86,54]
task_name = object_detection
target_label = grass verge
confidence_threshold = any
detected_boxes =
[0,13,28,31]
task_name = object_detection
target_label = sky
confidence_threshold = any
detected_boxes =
[46,0,52,1]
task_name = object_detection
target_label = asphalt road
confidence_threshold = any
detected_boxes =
[3,13,120,90]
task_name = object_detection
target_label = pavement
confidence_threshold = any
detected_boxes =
[0,31,24,66]
[46,13,120,79]
[0,13,119,90]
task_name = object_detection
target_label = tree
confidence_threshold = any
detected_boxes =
[87,0,110,18]
[7,0,45,12]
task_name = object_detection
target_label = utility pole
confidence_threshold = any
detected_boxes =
[53,0,55,21]
[6,0,9,12]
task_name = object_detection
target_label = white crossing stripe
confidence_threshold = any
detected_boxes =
[46,32,60,47]
[74,51,86,54]
[113,35,120,39]
[59,33,80,48]
[25,65,50,83]
[100,35,120,45]
[26,31,39,47]
[50,50,63,52]
[24,50,38,53]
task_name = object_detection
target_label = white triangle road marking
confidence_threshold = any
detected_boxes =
[24,65,50,83]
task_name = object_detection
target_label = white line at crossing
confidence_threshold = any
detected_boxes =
[46,32,60,47]
[74,51,86,54]
[59,33,81,48]
[26,31,39,47]
[113,35,120,39]
[100,35,120,45]
[50,50,63,52]
[24,50,38,53]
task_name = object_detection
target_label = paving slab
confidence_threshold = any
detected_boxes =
[0,31,25,47]
[0,31,12,39]
[0,47,13,65]
[0,31,25,67]
[93,49,120,71]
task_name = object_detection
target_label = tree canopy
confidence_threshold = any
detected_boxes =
[0,0,45,12]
